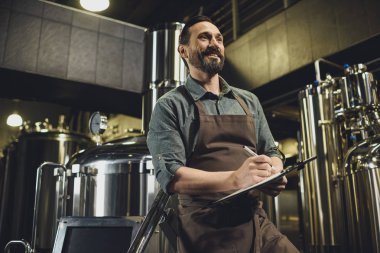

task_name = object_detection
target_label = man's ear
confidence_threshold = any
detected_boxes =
[178,45,188,59]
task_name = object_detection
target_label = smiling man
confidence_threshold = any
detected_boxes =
[147,16,299,253]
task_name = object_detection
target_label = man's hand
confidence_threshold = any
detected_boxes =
[260,176,288,197]
[260,163,287,197]
[231,155,273,189]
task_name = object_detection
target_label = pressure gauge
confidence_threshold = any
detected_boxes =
[89,112,107,135]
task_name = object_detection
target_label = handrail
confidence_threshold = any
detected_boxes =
[127,189,170,253]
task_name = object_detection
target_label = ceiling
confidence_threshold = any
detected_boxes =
[49,0,231,28]
[47,0,298,45]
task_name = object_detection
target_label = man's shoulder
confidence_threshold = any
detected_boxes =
[155,86,190,107]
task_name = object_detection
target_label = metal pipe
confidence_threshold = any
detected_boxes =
[127,189,170,253]
[365,57,380,66]
[31,162,66,251]
[4,240,32,253]
[314,58,344,81]
[231,0,239,41]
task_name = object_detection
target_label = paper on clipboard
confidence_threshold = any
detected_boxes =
[212,155,317,205]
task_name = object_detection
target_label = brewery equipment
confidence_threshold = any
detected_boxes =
[3,21,186,253]
[142,22,186,134]
[63,135,156,218]
[299,60,380,253]
[0,117,94,253]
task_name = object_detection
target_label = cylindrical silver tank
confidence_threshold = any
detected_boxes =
[142,22,186,133]
[340,64,380,253]
[59,135,174,253]
[0,120,93,253]
[145,22,186,88]
[0,141,17,253]
[298,83,346,253]
[64,136,158,217]
[299,62,380,253]
[340,64,378,110]
[343,136,380,253]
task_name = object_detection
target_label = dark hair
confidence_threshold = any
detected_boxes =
[179,16,215,69]
[179,15,215,46]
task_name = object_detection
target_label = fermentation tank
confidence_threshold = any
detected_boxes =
[299,61,380,253]
[143,22,186,133]
[298,80,345,253]
[0,117,94,253]
[341,64,380,253]
[63,136,156,218]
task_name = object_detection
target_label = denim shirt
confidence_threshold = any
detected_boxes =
[147,75,281,193]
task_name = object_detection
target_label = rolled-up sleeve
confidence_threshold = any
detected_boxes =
[147,99,186,194]
[254,96,283,162]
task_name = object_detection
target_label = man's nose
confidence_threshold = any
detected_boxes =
[209,40,220,50]
[209,36,218,46]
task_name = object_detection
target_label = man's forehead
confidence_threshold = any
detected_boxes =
[189,21,221,36]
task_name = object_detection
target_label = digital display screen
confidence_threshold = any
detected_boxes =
[61,226,133,253]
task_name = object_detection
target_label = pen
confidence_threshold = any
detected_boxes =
[243,145,258,156]
[243,145,275,171]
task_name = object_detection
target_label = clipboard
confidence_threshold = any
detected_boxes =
[212,155,317,206]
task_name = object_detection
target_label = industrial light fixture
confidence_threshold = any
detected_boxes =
[6,113,23,127]
[80,0,110,12]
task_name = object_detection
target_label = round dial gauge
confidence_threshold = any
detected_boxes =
[89,112,107,135]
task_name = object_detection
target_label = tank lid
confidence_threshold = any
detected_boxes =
[344,63,367,75]
[66,136,150,166]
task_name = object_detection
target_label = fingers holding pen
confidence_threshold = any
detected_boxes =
[245,156,273,179]
[246,155,273,173]
[248,154,272,165]
[232,157,269,189]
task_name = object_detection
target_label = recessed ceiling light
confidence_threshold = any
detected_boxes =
[6,113,23,127]
[80,0,110,12]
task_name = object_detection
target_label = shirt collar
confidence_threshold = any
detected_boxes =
[184,75,233,101]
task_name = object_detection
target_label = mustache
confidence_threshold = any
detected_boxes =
[202,46,223,58]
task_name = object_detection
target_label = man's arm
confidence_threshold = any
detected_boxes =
[252,94,287,196]
[169,155,274,194]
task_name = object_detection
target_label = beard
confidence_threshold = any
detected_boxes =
[188,46,225,76]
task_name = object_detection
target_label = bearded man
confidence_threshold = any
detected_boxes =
[147,15,300,253]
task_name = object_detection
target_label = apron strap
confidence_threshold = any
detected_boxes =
[178,85,208,116]
[232,91,253,117]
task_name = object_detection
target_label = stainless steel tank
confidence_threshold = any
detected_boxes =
[299,61,380,253]
[56,135,175,253]
[0,119,94,253]
[343,136,380,253]
[0,141,17,253]
[298,81,345,253]
[142,22,186,133]
[340,64,380,253]
[63,136,158,217]
[340,63,378,111]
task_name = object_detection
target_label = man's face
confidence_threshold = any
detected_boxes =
[186,21,225,76]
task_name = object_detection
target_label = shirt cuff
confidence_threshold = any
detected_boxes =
[155,159,182,194]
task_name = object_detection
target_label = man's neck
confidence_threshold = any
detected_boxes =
[189,68,220,95]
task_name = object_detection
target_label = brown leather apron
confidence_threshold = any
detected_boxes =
[177,87,300,253]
